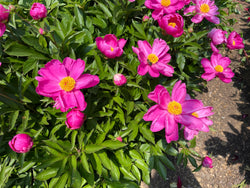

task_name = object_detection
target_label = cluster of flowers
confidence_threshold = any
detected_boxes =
[4,0,245,168]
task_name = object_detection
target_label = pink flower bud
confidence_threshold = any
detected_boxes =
[188,27,193,33]
[116,136,123,142]
[247,17,250,22]
[65,109,85,130]
[142,15,150,22]
[30,3,47,20]
[39,28,45,35]
[0,4,9,23]
[202,156,213,168]
[9,134,33,153]
[113,73,127,86]
[8,5,15,12]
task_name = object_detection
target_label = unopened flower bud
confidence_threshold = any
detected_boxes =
[9,134,33,153]
[143,15,150,22]
[116,136,123,142]
[188,27,193,33]
[202,156,213,168]
[39,28,45,35]
[113,73,127,86]
[65,109,85,130]
[30,3,47,20]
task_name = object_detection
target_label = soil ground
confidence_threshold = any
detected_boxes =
[143,1,250,187]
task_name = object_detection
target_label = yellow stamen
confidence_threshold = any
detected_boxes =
[192,112,199,118]
[168,22,176,28]
[200,4,210,13]
[232,40,236,46]
[161,0,171,7]
[111,47,114,51]
[214,65,224,72]
[147,54,159,64]
[59,76,76,92]
[167,101,182,115]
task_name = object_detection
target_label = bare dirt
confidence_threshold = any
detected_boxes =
[144,1,250,187]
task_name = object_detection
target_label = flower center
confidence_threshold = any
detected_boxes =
[214,65,224,72]
[168,22,176,28]
[200,4,210,13]
[161,0,171,7]
[147,54,159,64]
[232,40,235,46]
[192,112,199,118]
[111,47,114,51]
[167,101,182,115]
[59,76,76,92]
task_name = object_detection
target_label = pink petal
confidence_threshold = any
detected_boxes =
[150,112,168,132]
[148,67,160,77]
[210,42,219,53]
[75,74,100,89]
[191,14,204,23]
[171,81,186,103]
[103,34,117,47]
[132,46,140,56]
[165,115,179,143]
[148,85,169,103]
[0,23,6,37]
[205,16,220,24]
[151,39,169,57]
[201,72,216,81]
[138,40,152,56]
[57,91,78,112]
[178,114,204,130]
[182,99,203,114]
[143,105,163,121]
[184,6,196,15]
[63,58,85,80]
[74,90,87,111]
[184,127,199,140]
[118,39,127,48]
[137,64,149,76]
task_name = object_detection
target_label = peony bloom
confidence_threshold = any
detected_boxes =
[65,109,85,129]
[132,38,174,77]
[39,28,45,35]
[113,73,127,86]
[9,134,33,153]
[208,28,227,53]
[182,95,213,140]
[145,0,185,20]
[201,52,234,83]
[0,4,9,37]
[158,13,184,38]
[116,136,123,142]
[143,81,207,143]
[202,156,213,168]
[96,34,127,59]
[30,3,47,20]
[226,31,244,50]
[184,0,220,24]
[36,57,100,112]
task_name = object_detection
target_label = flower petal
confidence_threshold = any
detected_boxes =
[171,81,186,103]
[75,74,100,89]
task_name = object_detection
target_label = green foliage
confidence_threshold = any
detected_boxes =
[0,0,238,187]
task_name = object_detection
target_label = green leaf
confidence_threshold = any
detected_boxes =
[71,169,82,188]
[155,159,167,180]
[110,160,120,181]
[132,21,147,40]
[139,125,155,144]
[93,153,102,176]
[9,110,19,131]
[101,140,127,150]
[176,53,185,72]
[188,156,198,168]
[80,153,90,173]
[131,165,141,182]
[71,131,78,151]
[92,16,107,28]
[189,137,196,148]
[56,172,69,188]
[98,2,112,18]
[120,167,137,181]
[18,161,36,174]
[35,168,58,181]
[23,58,38,75]
[4,42,48,60]
[85,144,106,153]
[158,155,175,171]
[74,5,84,28]
[165,145,178,156]
[126,101,134,115]
[97,151,111,170]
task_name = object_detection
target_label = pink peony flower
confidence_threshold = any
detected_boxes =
[158,13,184,38]
[39,28,45,35]
[201,52,234,83]
[184,0,220,24]
[113,73,127,86]
[0,4,9,23]
[143,15,150,22]
[182,95,213,140]
[143,81,207,143]
[226,31,244,50]
[0,4,9,37]
[36,57,100,112]
[145,0,185,20]
[65,109,85,129]
[202,156,213,168]
[132,38,174,77]
[116,136,123,142]
[30,3,47,20]
[208,28,227,53]
[9,134,33,153]
[96,34,127,59]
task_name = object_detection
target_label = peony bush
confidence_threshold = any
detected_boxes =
[0,0,244,187]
